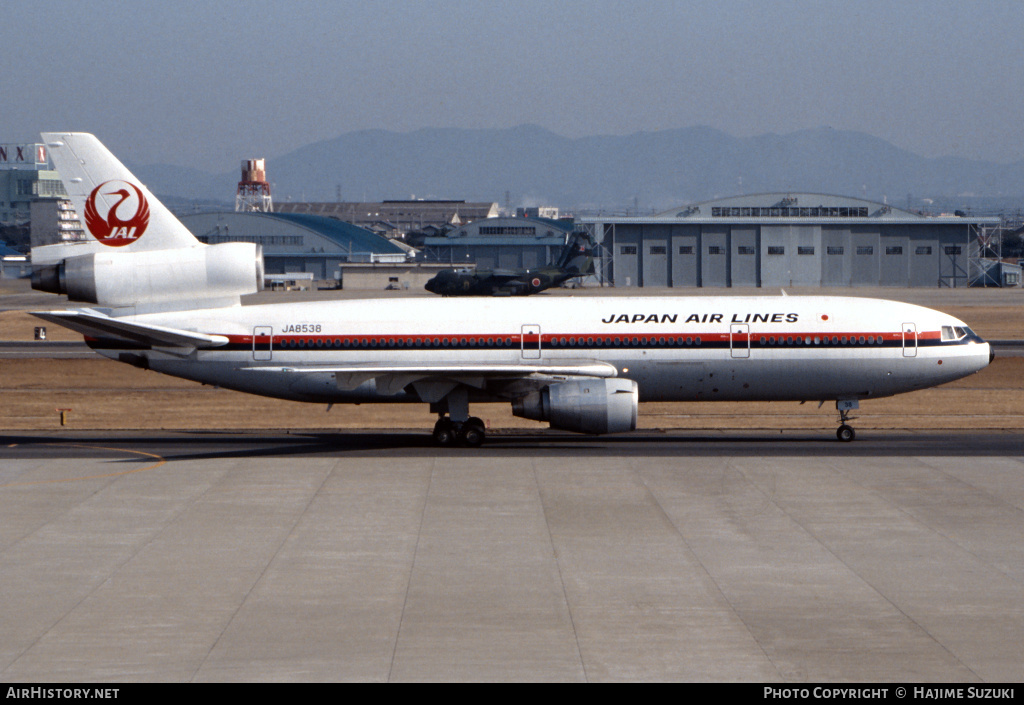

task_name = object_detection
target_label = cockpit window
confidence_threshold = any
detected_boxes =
[942,326,972,341]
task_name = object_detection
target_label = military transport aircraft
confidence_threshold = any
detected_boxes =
[424,231,595,296]
[30,133,993,446]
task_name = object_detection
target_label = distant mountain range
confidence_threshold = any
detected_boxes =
[129,125,1024,214]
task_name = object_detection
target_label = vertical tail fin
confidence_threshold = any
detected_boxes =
[556,232,596,274]
[40,132,200,254]
[33,134,263,310]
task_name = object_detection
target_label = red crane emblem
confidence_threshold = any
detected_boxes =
[83,180,150,246]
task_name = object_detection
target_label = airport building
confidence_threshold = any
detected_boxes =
[179,211,410,282]
[29,198,86,247]
[0,242,30,278]
[275,200,499,235]
[0,143,67,226]
[418,216,578,270]
[583,193,1002,288]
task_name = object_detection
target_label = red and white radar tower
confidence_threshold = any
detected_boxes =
[235,159,273,212]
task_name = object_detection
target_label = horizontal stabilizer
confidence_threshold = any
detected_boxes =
[31,310,229,348]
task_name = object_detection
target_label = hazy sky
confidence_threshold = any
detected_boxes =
[4,0,1023,171]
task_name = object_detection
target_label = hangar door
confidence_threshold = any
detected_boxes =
[730,228,759,287]
[701,227,729,287]
[642,225,671,287]
[671,227,700,287]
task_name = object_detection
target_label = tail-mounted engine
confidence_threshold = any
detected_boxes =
[512,378,638,434]
[32,242,264,308]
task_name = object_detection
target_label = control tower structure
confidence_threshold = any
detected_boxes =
[235,159,273,212]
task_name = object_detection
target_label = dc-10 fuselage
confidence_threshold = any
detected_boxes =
[80,294,990,407]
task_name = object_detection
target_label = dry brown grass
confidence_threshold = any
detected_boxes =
[0,311,82,341]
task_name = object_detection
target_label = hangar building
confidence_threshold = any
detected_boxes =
[419,216,578,270]
[583,193,1001,288]
[276,200,499,235]
[179,211,409,281]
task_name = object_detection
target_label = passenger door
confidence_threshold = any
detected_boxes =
[521,324,541,359]
[730,323,750,359]
[253,326,273,361]
[902,322,917,358]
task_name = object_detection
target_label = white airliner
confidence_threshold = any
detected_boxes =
[31,133,993,445]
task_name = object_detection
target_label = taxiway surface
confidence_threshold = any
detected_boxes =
[2,430,1023,682]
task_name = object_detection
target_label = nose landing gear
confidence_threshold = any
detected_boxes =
[836,400,859,442]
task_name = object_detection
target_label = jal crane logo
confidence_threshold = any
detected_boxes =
[83,180,150,246]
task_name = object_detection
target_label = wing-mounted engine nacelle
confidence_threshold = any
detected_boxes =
[512,378,638,434]
[32,242,264,307]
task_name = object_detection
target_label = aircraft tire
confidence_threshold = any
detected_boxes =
[837,425,856,442]
[433,419,457,446]
[460,424,485,447]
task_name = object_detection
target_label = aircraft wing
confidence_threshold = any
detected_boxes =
[248,361,620,398]
[486,269,523,280]
[31,310,229,349]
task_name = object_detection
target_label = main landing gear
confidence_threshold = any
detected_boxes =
[433,415,486,447]
[430,386,486,447]
[835,400,859,442]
